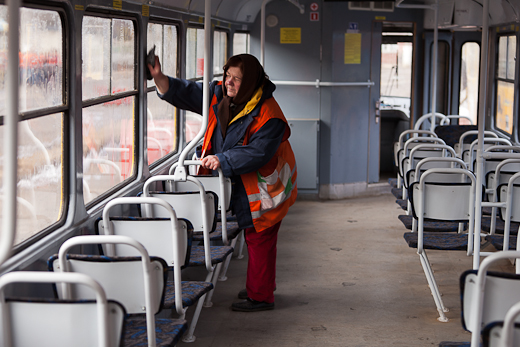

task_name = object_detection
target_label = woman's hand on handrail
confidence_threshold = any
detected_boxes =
[201,155,221,171]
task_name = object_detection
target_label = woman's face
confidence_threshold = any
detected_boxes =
[225,66,243,98]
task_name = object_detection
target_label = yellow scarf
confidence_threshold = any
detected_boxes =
[228,86,263,126]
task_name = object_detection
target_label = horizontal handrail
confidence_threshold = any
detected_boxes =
[271,79,374,88]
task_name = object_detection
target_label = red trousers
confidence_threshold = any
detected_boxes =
[244,221,281,303]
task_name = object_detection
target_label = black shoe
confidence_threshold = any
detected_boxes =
[238,287,276,300]
[231,298,275,312]
[238,288,248,300]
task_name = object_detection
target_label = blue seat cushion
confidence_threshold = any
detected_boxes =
[163,281,214,309]
[192,221,242,242]
[404,232,468,250]
[438,342,471,347]
[485,234,517,250]
[391,187,402,199]
[396,199,407,211]
[216,210,237,222]
[189,246,234,266]
[480,215,520,235]
[398,215,462,232]
[123,316,187,347]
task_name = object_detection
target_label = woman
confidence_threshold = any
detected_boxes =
[149,53,297,312]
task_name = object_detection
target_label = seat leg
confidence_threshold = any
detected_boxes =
[418,251,449,322]
[218,237,238,281]
[182,293,208,343]
[412,218,417,233]
[204,262,223,307]
[237,230,245,260]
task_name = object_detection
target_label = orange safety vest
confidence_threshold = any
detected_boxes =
[201,89,298,232]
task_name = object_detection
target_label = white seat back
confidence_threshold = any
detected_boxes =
[483,301,520,347]
[462,251,520,347]
[98,218,190,267]
[0,271,124,347]
[149,192,215,233]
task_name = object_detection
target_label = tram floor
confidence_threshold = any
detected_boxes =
[175,192,513,347]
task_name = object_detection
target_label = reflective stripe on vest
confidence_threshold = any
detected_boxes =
[248,159,297,220]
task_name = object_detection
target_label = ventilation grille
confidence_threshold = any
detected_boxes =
[348,1,394,12]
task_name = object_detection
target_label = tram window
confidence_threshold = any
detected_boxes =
[380,42,413,98]
[0,7,65,247]
[233,32,250,55]
[82,16,136,205]
[147,23,179,165]
[213,30,227,76]
[495,35,516,134]
[459,42,480,125]
[186,27,205,80]
[185,27,205,141]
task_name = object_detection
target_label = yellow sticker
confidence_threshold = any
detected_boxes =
[75,4,84,11]
[280,28,301,44]
[142,5,149,17]
[375,16,386,20]
[199,17,203,23]
[113,0,122,10]
[344,33,361,64]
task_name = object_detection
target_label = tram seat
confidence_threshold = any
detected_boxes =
[483,172,520,254]
[459,251,520,347]
[398,137,447,196]
[94,197,212,343]
[400,156,467,232]
[434,124,478,148]
[47,235,189,346]
[402,144,457,193]
[481,300,520,347]
[168,161,245,280]
[393,129,438,189]
[403,168,477,322]
[0,271,126,347]
[142,175,234,307]
[396,135,444,189]
[413,112,448,131]
[463,138,512,171]
[453,130,497,159]
[398,157,467,231]
[479,156,520,235]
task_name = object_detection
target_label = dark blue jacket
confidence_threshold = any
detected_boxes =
[158,77,286,228]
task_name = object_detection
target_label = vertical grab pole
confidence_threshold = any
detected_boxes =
[430,0,438,132]
[173,0,211,181]
[472,0,489,273]
[0,0,20,267]
[260,0,270,67]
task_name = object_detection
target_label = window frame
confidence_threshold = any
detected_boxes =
[233,31,251,56]
[186,25,205,82]
[81,11,140,208]
[493,32,517,136]
[213,28,228,78]
[0,4,70,253]
[146,19,181,169]
[457,40,481,125]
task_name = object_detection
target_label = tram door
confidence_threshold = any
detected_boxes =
[377,22,414,182]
